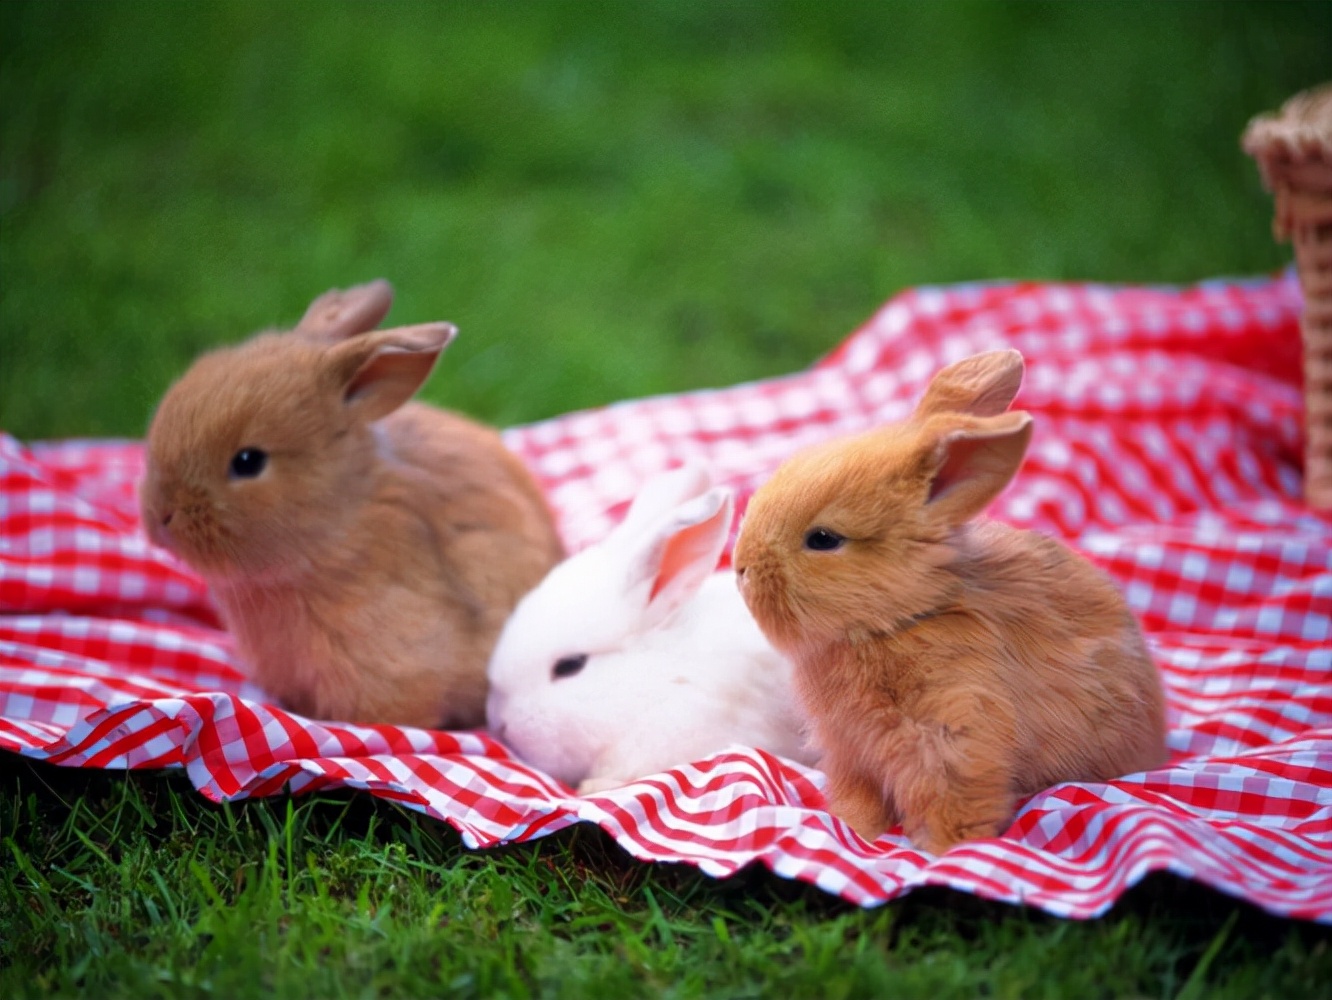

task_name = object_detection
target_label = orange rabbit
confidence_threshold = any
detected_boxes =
[733,349,1167,854]
[139,280,564,729]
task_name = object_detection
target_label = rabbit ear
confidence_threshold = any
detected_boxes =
[920,411,1032,527]
[622,488,733,630]
[296,279,395,340]
[913,349,1025,421]
[327,322,457,422]
[613,464,714,540]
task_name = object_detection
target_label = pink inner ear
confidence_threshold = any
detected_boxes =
[927,435,985,503]
[345,346,410,402]
[648,507,726,602]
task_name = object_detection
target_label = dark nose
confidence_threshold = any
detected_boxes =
[161,510,175,527]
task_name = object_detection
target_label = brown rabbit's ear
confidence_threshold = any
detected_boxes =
[913,349,1025,421]
[296,279,395,340]
[920,410,1033,527]
[328,322,457,422]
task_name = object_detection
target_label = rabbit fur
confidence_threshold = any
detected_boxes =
[140,279,564,729]
[486,464,814,793]
[732,349,1168,854]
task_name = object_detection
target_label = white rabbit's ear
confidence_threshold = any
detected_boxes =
[613,464,714,540]
[624,488,733,630]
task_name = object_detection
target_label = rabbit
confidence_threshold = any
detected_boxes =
[732,349,1168,854]
[139,279,565,729]
[485,464,815,794]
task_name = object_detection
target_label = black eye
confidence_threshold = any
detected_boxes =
[551,654,588,680]
[229,448,268,479]
[804,528,845,552]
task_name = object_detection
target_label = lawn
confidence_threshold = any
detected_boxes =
[3,0,1332,995]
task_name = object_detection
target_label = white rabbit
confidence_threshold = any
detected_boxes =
[486,465,814,793]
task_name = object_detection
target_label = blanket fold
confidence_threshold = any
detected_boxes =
[2,274,1329,921]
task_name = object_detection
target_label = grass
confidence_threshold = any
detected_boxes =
[3,759,1329,999]
[3,1,1330,439]
[2,0,1332,995]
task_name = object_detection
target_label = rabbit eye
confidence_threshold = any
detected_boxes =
[229,448,268,479]
[804,528,845,552]
[551,654,588,680]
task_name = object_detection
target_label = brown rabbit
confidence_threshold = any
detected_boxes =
[139,280,564,729]
[732,349,1167,854]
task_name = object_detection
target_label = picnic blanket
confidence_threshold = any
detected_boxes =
[2,273,1329,923]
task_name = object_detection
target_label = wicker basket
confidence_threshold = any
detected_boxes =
[1242,84,1332,510]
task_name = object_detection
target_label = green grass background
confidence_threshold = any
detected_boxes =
[4,0,1330,439]
[3,0,1331,995]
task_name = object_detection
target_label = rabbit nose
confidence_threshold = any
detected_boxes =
[161,510,175,528]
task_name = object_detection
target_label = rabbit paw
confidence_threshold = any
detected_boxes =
[825,769,895,844]
[906,824,958,857]
[577,776,626,795]
[906,804,1008,856]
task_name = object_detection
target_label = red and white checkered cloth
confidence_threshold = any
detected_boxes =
[3,274,1329,922]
